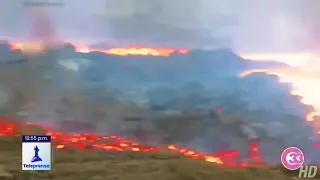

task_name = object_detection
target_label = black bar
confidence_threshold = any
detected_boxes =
[22,135,51,142]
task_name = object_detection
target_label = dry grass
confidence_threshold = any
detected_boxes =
[0,121,316,180]
[0,135,318,180]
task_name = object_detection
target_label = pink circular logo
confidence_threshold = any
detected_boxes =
[281,147,304,170]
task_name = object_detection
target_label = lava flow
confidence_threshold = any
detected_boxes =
[8,42,189,57]
[0,117,262,167]
[74,44,189,56]
[7,41,320,122]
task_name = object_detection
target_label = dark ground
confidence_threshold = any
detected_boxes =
[0,43,317,179]
[0,136,309,180]
[0,123,318,180]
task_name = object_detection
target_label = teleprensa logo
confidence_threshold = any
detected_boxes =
[22,135,52,171]
[281,147,317,178]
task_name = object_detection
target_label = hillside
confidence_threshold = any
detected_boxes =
[0,41,317,179]
[0,42,315,164]
[0,122,312,180]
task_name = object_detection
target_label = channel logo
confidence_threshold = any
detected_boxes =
[281,147,318,178]
[22,135,51,170]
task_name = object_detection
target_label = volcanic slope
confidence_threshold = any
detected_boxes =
[0,127,315,180]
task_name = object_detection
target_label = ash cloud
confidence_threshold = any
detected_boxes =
[0,0,319,164]
[0,0,319,52]
[0,42,315,164]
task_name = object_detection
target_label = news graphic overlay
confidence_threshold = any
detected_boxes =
[22,135,51,170]
[281,147,304,170]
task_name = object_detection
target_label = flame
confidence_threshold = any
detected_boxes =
[240,53,320,126]
[76,45,189,56]
[1,44,320,164]
[7,41,320,128]
[8,42,189,56]
[0,117,261,167]
[7,41,320,123]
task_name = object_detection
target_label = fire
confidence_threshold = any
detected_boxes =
[240,53,320,124]
[7,41,320,123]
[8,42,189,57]
[2,43,320,164]
[0,117,261,167]
[74,44,189,56]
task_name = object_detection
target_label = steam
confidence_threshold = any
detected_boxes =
[0,0,319,52]
[0,0,319,163]
[58,58,90,72]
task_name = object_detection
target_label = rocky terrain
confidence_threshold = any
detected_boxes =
[0,41,316,166]
[0,135,312,180]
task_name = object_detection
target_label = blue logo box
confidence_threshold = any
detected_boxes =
[22,135,51,170]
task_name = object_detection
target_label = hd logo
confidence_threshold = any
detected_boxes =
[299,166,317,178]
[22,135,51,170]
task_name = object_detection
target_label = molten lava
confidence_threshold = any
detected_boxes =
[0,117,261,167]
[6,41,320,123]
[2,43,320,165]
[8,42,189,56]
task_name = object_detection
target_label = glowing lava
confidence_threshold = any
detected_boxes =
[0,117,261,167]
[6,41,320,123]
[6,42,320,121]
[2,43,320,163]
[8,42,189,56]
[73,44,189,56]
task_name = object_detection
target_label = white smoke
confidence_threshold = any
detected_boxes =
[0,0,319,52]
[58,58,90,72]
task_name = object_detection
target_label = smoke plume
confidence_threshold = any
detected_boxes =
[0,0,319,52]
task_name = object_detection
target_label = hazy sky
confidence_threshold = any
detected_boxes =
[0,0,319,52]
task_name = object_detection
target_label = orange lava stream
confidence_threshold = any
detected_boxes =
[0,117,262,167]
[3,41,320,163]
[7,41,320,122]
[8,42,189,56]
[75,45,189,56]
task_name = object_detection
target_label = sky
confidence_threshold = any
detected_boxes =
[0,0,319,52]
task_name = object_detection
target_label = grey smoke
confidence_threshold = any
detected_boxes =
[0,0,318,53]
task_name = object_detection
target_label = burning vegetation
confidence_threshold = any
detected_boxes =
[0,118,318,180]
[0,40,319,179]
